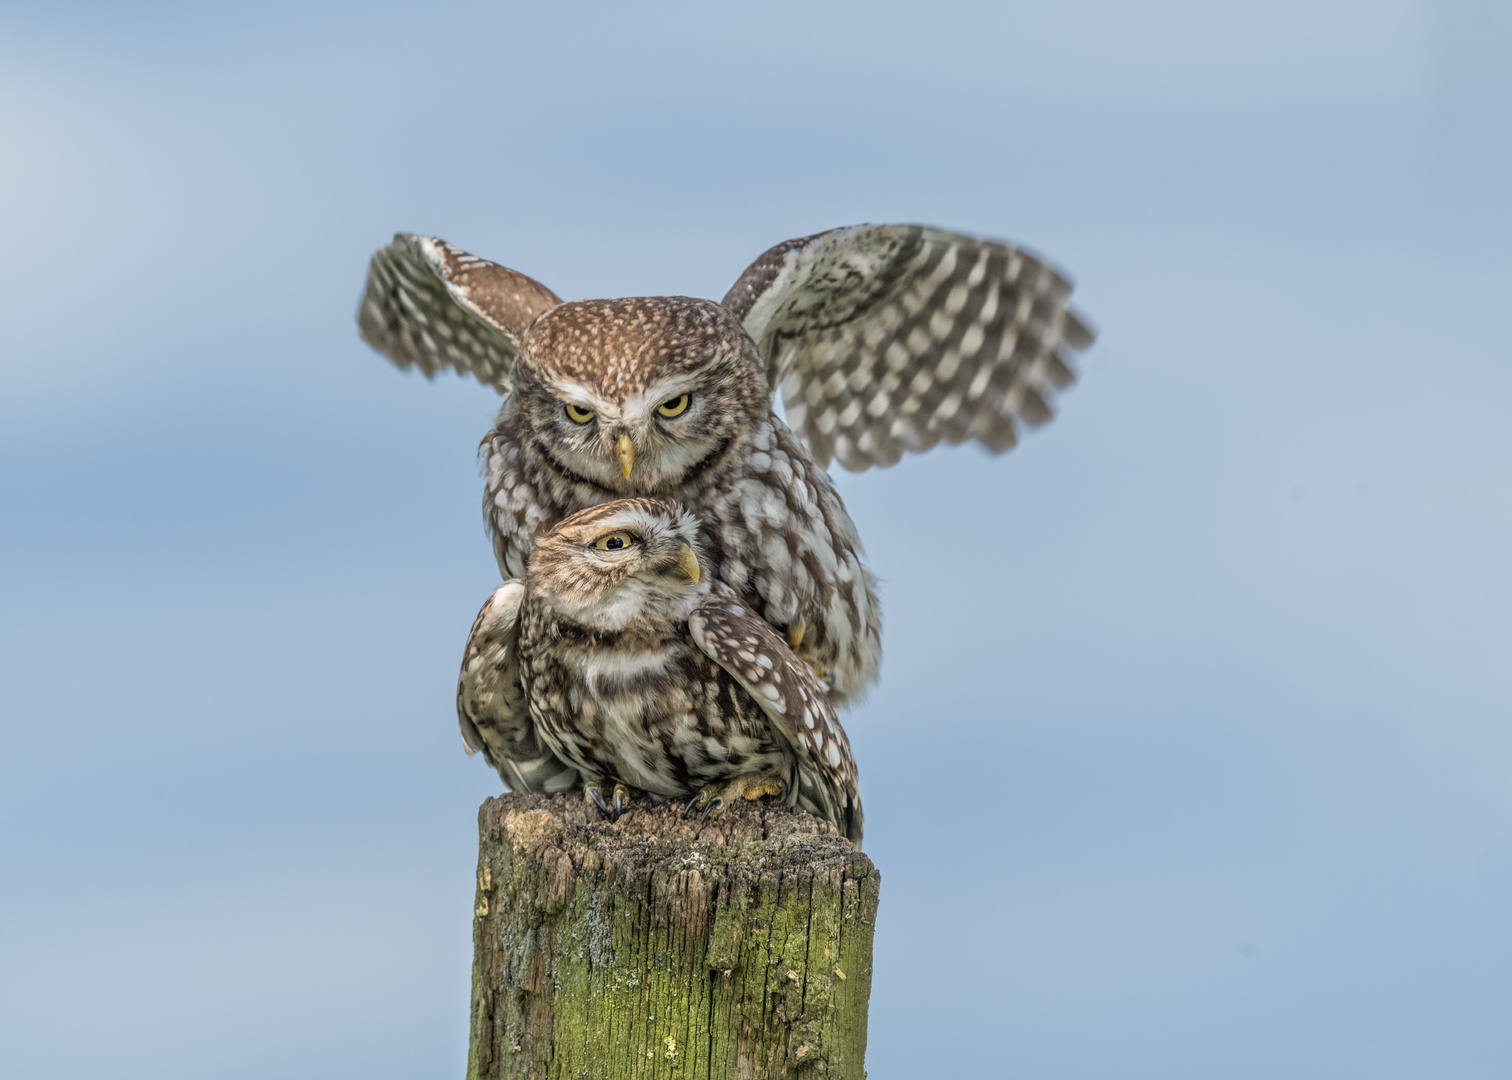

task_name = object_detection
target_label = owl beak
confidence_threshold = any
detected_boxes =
[615,434,636,479]
[673,541,701,584]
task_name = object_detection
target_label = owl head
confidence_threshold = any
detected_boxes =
[527,498,706,630]
[507,298,769,494]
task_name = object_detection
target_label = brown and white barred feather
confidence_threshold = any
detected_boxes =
[689,584,861,844]
[722,224,1095,471]
[456,580,582,794]
[357,233,561,392]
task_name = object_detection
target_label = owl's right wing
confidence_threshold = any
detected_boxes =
[358,234,563,392]
[689,586,863,846]
[721,223,1095,471]
[457,581,580,794]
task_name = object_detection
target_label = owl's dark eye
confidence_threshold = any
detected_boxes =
[564,402,596,424]
[657,394,691,418]
[594,530,636,551]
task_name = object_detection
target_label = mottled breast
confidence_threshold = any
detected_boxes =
[517,612,788,797]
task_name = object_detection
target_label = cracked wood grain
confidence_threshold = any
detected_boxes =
[467,793,879,1079]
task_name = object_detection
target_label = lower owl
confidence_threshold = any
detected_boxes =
[456,498,862,846]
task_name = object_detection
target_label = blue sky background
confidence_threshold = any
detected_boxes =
[2,2,1509,1076]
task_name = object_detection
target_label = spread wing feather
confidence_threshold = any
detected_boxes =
[722,223,1095,471]
[689,585,863,846]
[457,581,580,794]
[357,234,562,392]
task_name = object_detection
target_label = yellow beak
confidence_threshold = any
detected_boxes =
[615,434,636,479]
[675,541,701,584]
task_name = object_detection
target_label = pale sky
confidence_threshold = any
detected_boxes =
[1,2,1509,1077]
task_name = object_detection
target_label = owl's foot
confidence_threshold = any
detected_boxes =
[683,775,785,823]
[805,659,836,690]
[585,779,635,822]
[785,615,837,690]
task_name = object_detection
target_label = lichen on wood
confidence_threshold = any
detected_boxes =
[467,792,880,1079]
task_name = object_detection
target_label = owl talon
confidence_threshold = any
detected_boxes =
[805,659,836,689]
[685,775,785,823]
[784,616,836,689]
[586,782,615,821]
[586,779,638,822]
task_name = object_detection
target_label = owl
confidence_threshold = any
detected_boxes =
[361,224,1093,782]
[460,497,863,845]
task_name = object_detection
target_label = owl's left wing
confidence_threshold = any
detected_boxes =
[358,234,563,392]
[721,223,1095,471]
[688,586,862,846]
[458,581,581,795]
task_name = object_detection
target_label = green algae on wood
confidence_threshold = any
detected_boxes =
[468,792,879,1079]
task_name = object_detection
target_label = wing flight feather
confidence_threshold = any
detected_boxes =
[358,234,562,392]
[722,223,1094,471]
[689,585,863,845]
[457,581,580,794]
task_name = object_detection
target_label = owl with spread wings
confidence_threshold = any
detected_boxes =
[360,224,1093,793]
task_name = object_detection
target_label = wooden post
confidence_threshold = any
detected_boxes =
[467,792,880,1079]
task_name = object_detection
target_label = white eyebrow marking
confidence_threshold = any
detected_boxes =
[544,377,621,418]
[617,375,703,419]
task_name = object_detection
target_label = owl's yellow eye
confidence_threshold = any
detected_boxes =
[593,531,637,552]
[564,403,596,424]
[657,394,691,418]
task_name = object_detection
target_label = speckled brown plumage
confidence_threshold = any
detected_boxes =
[361,224,1094,793]
[476,499,861,844]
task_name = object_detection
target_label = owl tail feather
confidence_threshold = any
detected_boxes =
[488,729,582,795]
[791,760,864,849]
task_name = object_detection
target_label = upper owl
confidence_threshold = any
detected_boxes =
[358,224,1093,711]
[357,224,1094,472]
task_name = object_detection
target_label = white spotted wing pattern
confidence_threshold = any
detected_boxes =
[722,223,1095,471]
[689,583,861,843]
[358,233,562,392]
[456,580,581,794]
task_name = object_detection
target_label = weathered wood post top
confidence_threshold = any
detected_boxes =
[468,793,880,1079]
